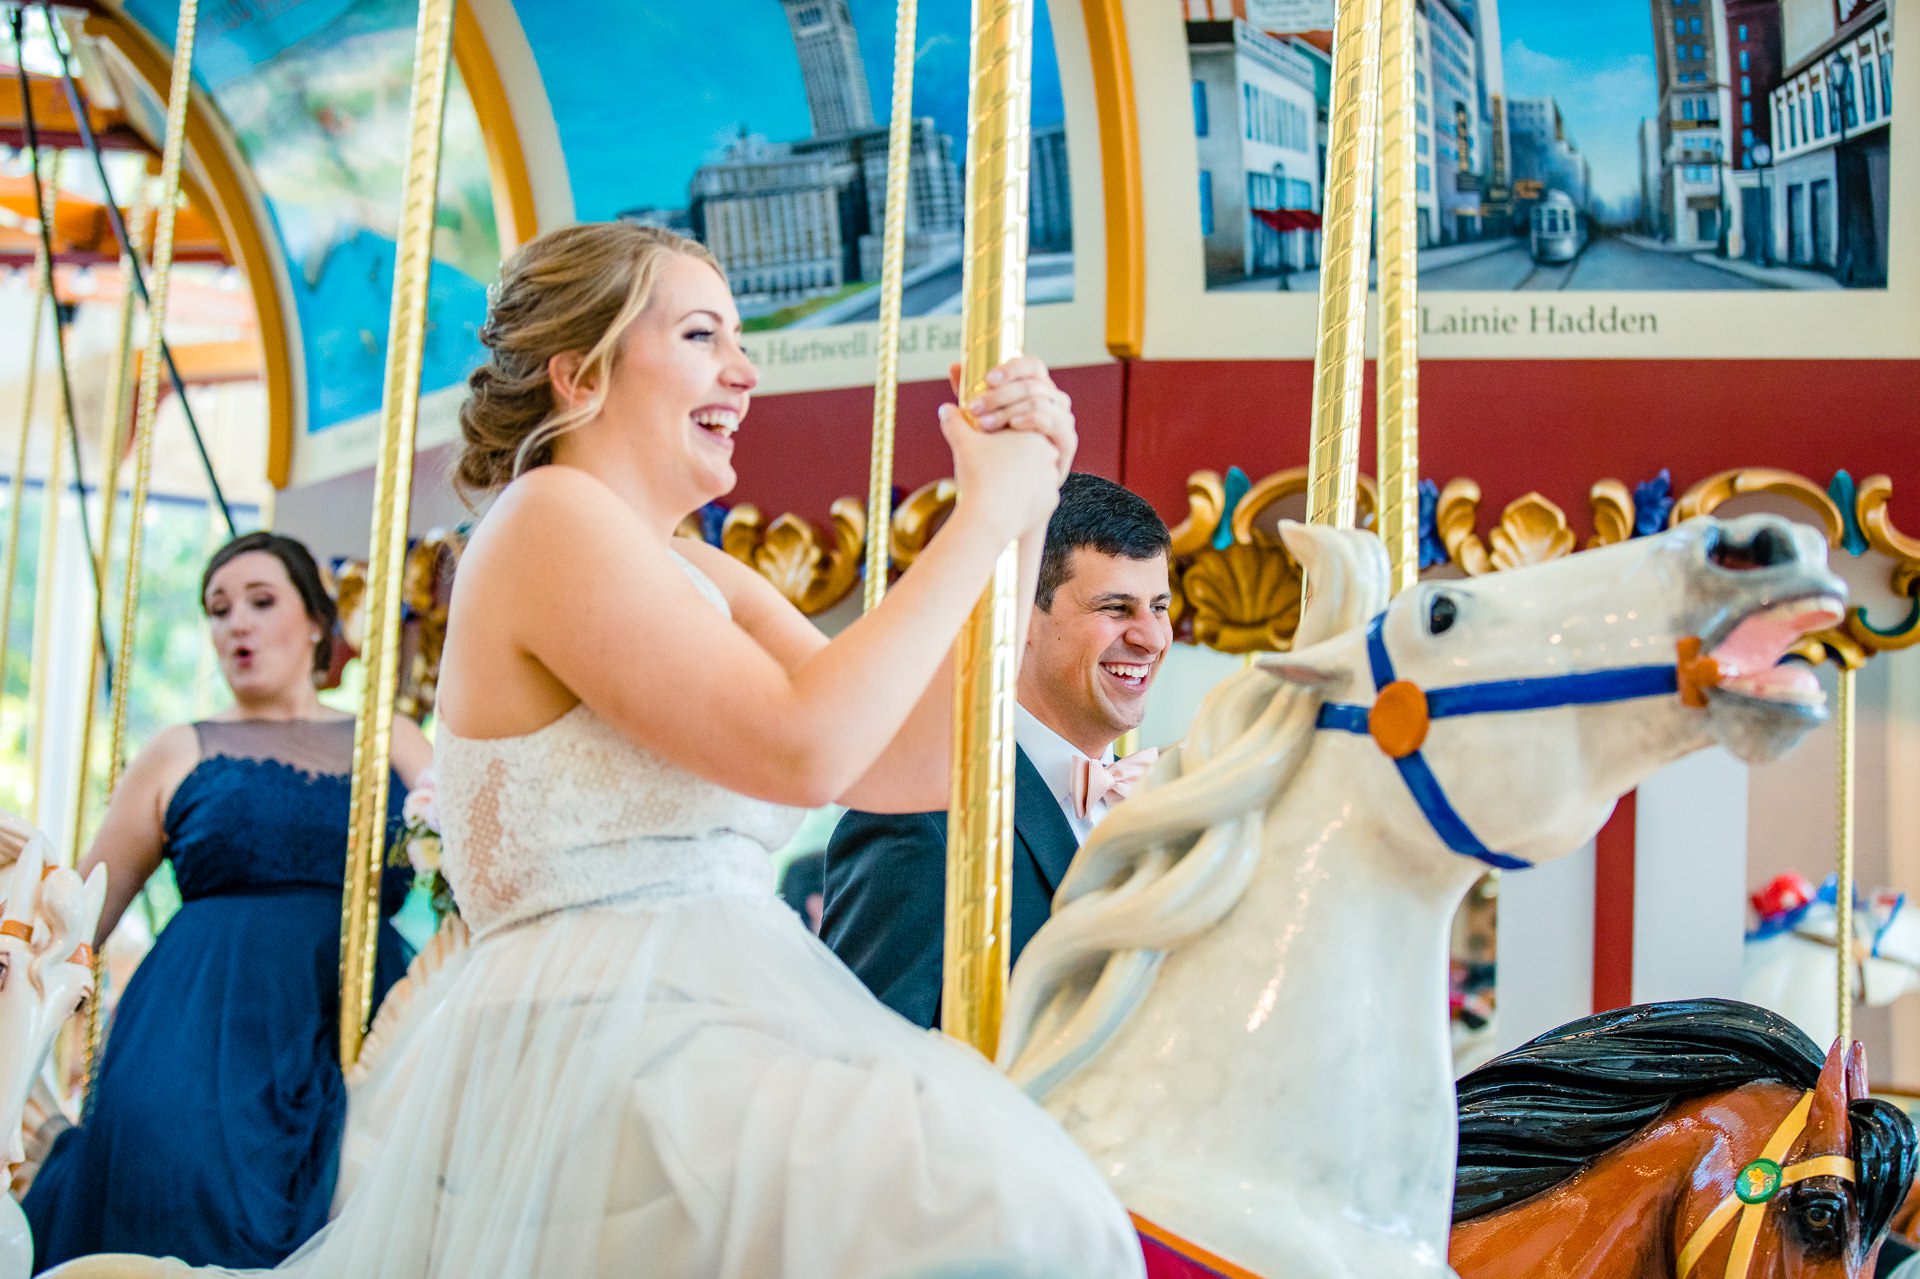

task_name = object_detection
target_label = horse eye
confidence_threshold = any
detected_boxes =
[1427,594,1459,636]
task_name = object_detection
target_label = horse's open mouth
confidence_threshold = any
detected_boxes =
[1699,593,1845,723]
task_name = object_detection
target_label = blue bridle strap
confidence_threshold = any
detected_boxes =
[1315,613,1684,872]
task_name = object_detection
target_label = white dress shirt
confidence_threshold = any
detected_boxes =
[1014,704,1114,844]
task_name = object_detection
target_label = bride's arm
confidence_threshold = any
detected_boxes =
[679,522,1047,814]
[491,432,1057,810]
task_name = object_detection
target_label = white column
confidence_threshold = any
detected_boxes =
[1633,747,1751,1004]
[1492,840,1595,1055]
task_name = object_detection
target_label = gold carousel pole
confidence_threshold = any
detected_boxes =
[68,182,153,865]
[942,0,1034,1057]
[24,154,67,811]
[339,0,457,1067]
[861,0,921,613]
[90,0,202,1116]
[1375,0,1420,593]
[1307,0,1384,531]
[1,150,52,758]
[1836,659,1859,1048]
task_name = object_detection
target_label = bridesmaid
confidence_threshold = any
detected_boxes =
[22,532,430,1269]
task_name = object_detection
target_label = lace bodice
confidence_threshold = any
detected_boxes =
[435,552,805,935]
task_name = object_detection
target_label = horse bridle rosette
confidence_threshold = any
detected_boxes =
[1675,1090,1857,1279]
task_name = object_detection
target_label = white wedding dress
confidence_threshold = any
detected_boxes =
[167,555,1143,1279]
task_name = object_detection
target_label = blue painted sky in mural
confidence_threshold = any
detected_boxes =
[521,0,1070,219]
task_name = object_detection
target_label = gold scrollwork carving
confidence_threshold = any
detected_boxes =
[1588,480,1636,550]
[722,497,866,615]
[890,478,958,575]
[1437,480,1576,575]
[1167,471,1228,560]
[1673,468,1846,547]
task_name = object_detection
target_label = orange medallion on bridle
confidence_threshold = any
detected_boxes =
[1675,1089,1857,1279]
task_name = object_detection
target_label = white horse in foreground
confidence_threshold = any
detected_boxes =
[998,515,1845,1279]
[11,513,1843,1279]
[1744,874,1920,1050]
[0,829,105,1279]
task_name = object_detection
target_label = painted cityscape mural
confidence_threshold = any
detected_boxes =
[1186,0,1893,292]
[519,0,1076,332]
[123,0,500,436]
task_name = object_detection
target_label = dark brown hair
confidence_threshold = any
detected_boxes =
[200,532,337,674]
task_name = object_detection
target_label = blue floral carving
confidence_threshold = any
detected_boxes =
[696,500,728,547]
[1417,478,1448,568]
[1632,469,1674,537]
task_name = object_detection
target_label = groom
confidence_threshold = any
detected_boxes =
[822,473,1173,1028]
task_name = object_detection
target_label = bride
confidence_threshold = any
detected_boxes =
[101,222,1142,1279]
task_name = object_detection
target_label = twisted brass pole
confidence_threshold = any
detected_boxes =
[340,0,457,1067]
[1836,662,1858,1049]
[862,0,921,612]
[1306,0,1383,531]
[24,153,67,813]
[1375,0,1420,593]
[943,0,1033,1058]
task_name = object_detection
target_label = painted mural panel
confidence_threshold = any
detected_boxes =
[1184,0,1894,295]
[124,0,499,436]
[516,0,1075,333]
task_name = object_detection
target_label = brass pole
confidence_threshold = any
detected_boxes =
[1836,662,1858,1049]
[1,152,51,751]
[941,0,1034,1058]
[91,0,202,1116]
[69,184,152,867]
[1306,0,1383,531]
[24,154,66,812]
[339,0,457,1067]
[862,0,921,612]
[1375,0,1420,593]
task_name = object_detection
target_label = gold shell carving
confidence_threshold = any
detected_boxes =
[1180,542,1304,654]
[1231,467,1379,544]
[722,497,865,615]
[1673,468,1845,547]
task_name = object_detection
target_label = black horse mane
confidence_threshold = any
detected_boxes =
[1453,997,1917,1254]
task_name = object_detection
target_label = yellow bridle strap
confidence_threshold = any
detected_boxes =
[1675,1091,1857,1279]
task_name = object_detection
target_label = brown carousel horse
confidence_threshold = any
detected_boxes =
[1450,1000,1918,1279]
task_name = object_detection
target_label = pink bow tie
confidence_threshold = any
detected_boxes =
[1070,748,1159,821]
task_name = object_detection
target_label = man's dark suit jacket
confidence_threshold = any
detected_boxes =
[822,747,1078,1028]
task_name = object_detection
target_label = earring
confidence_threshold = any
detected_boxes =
[311,632,323,644]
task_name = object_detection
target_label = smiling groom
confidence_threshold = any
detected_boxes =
[822,473,1174,1028]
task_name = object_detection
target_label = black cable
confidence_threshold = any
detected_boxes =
[39,1,236,537]
[10,6,116,689]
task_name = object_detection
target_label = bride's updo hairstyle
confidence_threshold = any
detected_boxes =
[456,221,724,502]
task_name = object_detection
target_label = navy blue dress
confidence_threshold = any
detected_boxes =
[24,718,413,1270]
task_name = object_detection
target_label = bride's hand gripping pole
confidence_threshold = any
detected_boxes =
[340,0,456,1067]
[943,0,1034,1059]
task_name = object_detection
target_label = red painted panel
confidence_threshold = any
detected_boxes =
[1119,360,1920,534]
[728,362,1126,523]
[1593,791,1638,1013]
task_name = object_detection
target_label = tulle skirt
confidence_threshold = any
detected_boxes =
[153,888,1142,1279]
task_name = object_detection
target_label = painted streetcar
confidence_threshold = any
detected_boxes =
[1528,191,1589,264]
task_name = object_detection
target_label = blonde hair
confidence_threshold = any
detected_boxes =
[455,221,724,503]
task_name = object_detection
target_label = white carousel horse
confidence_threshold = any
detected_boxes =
[1743,873,1920,1050]
[0,830,105,1279]
[997,513,1846,1279]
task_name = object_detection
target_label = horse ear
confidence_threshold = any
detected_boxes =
[81,865,107,939]
[1,836,45,926]
[1803,1039,1852,1156]
[1845,1042,1870,1104]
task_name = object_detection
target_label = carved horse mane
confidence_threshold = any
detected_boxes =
[1452,997,1916,1245]
[998,525,1388,1094]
